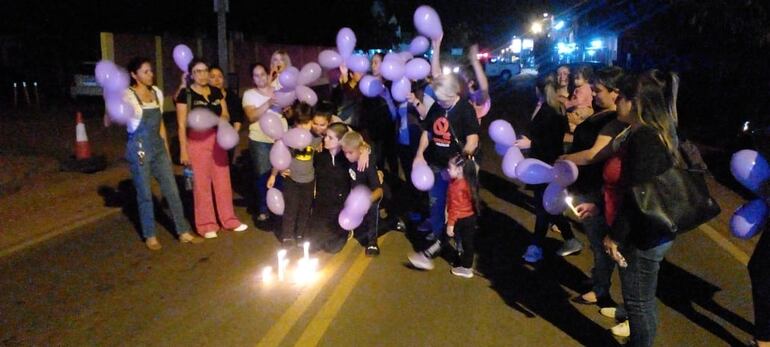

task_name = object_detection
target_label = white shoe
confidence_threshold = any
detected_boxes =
[204,231,218,239]
[233,223,248,232]
[408,251,435,270]
[610,320,630,337]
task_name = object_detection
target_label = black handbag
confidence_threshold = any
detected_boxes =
[631,141,721,234]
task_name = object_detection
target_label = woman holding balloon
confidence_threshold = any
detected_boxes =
[269,50,292,89]
[176,58,247,238]
[122,57,203,250]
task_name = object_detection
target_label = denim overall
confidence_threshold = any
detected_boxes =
[126,88,191,239]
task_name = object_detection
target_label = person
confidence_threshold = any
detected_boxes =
[412,35,480,247]
[555,65,571,102]
[409,154,480,277]
[561,67,628,308]
[176,58,247,238]
[465,44,491,123]
[361,52,399,176]
[341,130,384,256]
[123,57,203,250]
[268,102,318,247]
[209,66,244,164]
[399,80,433,222]
[243,63,288,222]
[269,50,292,89]
[333,63,364,127]
[515,75,582,263]
[602,70,680,346]
[565,65,595,133]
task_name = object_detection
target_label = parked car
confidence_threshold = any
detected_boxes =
[70,62,102,98]
[485,58,522,80]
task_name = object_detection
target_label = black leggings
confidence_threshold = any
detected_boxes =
[282,179,314,240]
[453,215,477,268]
[749,228,770,341]
[532,184,575,246]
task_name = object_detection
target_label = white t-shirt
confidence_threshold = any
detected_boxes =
[242,88,288,143]
[123,86,164,133]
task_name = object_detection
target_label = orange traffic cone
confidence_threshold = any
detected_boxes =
[74,111,91,160]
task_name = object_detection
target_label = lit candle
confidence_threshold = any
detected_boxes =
[277,249,287,281]
[565,196,580,216]
[262,266,273,284]
[303,241,310,260]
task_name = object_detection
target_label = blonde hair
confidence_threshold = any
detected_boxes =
[538,74,566,115]
[432,74,460,102]
[340,130,365,150]
[271,50,292,68]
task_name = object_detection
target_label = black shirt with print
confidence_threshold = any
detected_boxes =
[175,86,225,116]
[422,97,480,169]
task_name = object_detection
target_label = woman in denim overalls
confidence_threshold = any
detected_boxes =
[125,57,202,250]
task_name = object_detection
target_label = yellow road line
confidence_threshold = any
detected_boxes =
[293,234,391,347]
[255,241,358,347]
[699,223,750,266]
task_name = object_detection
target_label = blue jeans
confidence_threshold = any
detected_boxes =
[619,240,674,347]
[127,139,191,239]
[576,192,615,299]
[249,140,276,215]
[428,165,450,237]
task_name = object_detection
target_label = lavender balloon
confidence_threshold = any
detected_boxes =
[502,146,525,179]
[278,66,300,90]
[336,28,357,59]
[405,58,431,81]
[409,36,430,55]
[259,112,286,140]
[216,120,239,150]
[187,108,220,130]
[391,77,411,103]
[338,208,364,230]
[399,51,414,62]
[495,143,511,156]
[95,60,118,87]
[298,62,322,86]
[270,140,292,170]
[413,5,443,40]
[552,160,579,186]
[283,127,313,149]
[731,199,768,239]
[172,44,193,71]
[295,85,318,106]
[515,158,554,185]
[411,163,435,191]
[543,182,569,215]
[346,54,370,74]
[489,119,516,146]
[345,185,373,215]
[318,50,343,69]
[273,89,297,108]
[381,58,406,81]
[359,75,384,97]
[104,96,133,125]
[266,188,285,215]
[730,149,770,194]
[384,52,405,63]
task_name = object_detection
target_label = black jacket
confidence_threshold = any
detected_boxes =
[528,105,568,165]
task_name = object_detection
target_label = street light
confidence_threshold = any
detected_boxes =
[531,22,543,34]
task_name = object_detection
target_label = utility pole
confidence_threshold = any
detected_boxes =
[215,0,229,75]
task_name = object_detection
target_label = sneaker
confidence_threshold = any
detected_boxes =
[451,266,474,278]
[204,231,218,239]
[395,219,407,232]
[232,223,248,232]
[610,320,630,337]
[179,233,204,244]
[145,237,162,250]
[407,251,435,270]
[556,238,583,256]
[257,213,269,222]
[522,244,543,263]
[365,245,380,257]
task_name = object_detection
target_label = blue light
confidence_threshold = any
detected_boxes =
[556,42,577,55]
[590,40,603,49]
[553,20,565,30]
[587,49,596,56]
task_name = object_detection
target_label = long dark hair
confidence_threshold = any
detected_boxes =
[186,58,209,86]
[127,56,152,86]
[452,155,482,214]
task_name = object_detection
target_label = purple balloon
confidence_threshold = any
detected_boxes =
[543,182,568,215]
[553,160,579,187]
[359,75,384,97]
[336,28,357,59]
[104,68,130,93]
[104,95,133,125]
[502,146,525,179]
[187,108,220,131]
[391,77,411,103]
[731,199,768,239]
[216,120,239,150]
[405,58,431,81]
[409,36,430,55]
[269,140,291,170]
[495,143,510,156]
[259,111,287,140]
[411,163,435,191]
[273,90,297,109]
[95,60,118,87]
[295,85,318,106]
[283,127,313,149]
[278,66,300,90]
[413,5,443,40]
[345,185,373,216]
[399,51,414,62]
[318,50,343,69]
[515,158,554,185]
[298,62,322,86]
[346,54,370,74]
[730,149,770,194]
[338,208,364,230]
[489,119,517,146]
[172,44,193,71]
[384,52,405,63]
[381,58,406,81]
[266,188,285,215]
